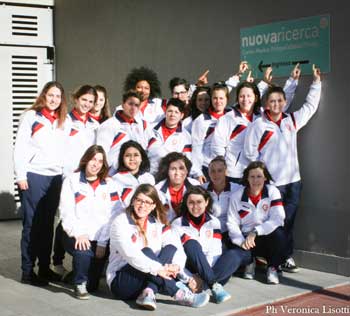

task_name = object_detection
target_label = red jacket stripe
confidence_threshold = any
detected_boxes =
[31,122,44,136]
[258,130,274,152]
[110,191,120,201]
[74,192,86,203]
[181,233,192,244]
[271,199,283,207]
[230,124,247,140]
[111,132,126,148]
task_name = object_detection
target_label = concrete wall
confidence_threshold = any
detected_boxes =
[54,0,349,275]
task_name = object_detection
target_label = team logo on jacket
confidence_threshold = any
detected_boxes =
[131,233,137,243]
[262,203,268,211]
[206,230,212,238]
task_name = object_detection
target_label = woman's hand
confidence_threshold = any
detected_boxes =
[291,63,301,80]
[95,245,106,259]
[17,180,29,191]
[263,67,273,84]
[312,64,321,83]
[197,175,207,185]
[75,235,91,251]
[164,263,180,278]
[236,61,249,77]
[157,267,173,280]
[241,231,256,250]
[197,70,209,86]
[246,70,254,83]
[188,274,203,293]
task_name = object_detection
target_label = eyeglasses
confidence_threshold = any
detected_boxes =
[134,197,154,206]
[173,91,188,96]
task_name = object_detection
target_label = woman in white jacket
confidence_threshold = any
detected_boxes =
[107,184,209,310]
[227,161,287,284]
[14,81,68,286]
[59,145,121,299]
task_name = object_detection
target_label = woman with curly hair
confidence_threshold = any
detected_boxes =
[123,66,165,124]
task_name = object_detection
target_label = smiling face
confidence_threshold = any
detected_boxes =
[266,92,286,116]
[238,87,256,114]
[75,93,96,116]
[208,160,226,187]
[168,159,188,187]
[196,91,210,113]
[165,105,184,128]
[247,167,266,194]
[135,80,151,101]
[123,146,142,174]
[92,90,105,114]
[85,152,103,179]
[132,193,155,220]
[186,193,209,218]
[45,86,62,113]
[211,89,227,113]
[122,96,141,119]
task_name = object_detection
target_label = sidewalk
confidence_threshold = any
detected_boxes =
[0,220,349,316]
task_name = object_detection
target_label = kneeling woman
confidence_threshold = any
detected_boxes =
[172,186,248,304]
[227,161,287,284]
[107,184,210,310]
[59,145,122,299]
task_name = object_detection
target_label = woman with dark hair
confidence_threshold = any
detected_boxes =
[182,86,211,133]
[89,85,112,124]
[172,186,246,304]
[64,85,98,177]
[107,184,210,310]
[14,81,68,286]
[155,152,199,220]
[227,161,287,284]
[111,140,155,208]
[123,66,165,124]
[97,90,154,169]
[59,145,122,299]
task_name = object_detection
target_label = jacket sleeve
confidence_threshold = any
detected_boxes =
[110,215,163,275]
[191,117,205,177]
[206,217,223,266]
[283,77,298,112]
[13,111,37,181]
[293,82,322,130]
[243,121,261,163]
[161,225,186,269]
[227,194,246,246]
[255,186,285,236]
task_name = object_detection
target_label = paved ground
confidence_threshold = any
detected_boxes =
[0,219,349,316]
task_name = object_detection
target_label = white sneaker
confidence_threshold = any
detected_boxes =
[243,261,256,279]
[267,267,279,284]
[74,282,90,300]
[136,288,157,310]
[174,285,209,308]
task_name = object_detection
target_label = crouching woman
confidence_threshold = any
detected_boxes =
[106,184,210,310]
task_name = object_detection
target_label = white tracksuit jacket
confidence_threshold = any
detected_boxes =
[111,171,155,208]
[244,81,321,186]
[13,109,69,181]
[96,110,154,168]
[227,184,285,246]
[202,180,241,232]
[59,171,122,246]
[63,111,97,177]
[147,120,192,174]
[172,212,223,267]
[106,212,186,288]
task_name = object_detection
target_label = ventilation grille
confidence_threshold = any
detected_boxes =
[12,55,39,203]
[12,14,38,37]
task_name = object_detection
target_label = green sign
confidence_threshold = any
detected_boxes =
[240,15,330,78]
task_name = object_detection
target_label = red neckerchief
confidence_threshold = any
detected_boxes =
[161,121,178,141]
[41,107,57,124]
[88,112,101,122]
[88,178,100,191]
[208,107,224,119]
[140,99,149,114]
[239,109,253,122]
[169,183,185,212]
[118,111,135,124]
[265,110,282,127]
[72,108,88,123]
[249,191,262,206]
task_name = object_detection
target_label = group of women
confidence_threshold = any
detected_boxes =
[14,62,322,310]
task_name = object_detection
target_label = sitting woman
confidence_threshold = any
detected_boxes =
[111,140,155,208]
[227,161,287,284]
[172,186,249,304]
[106,184,210,310]
[59,145,122,299]
[155,152,199,221]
